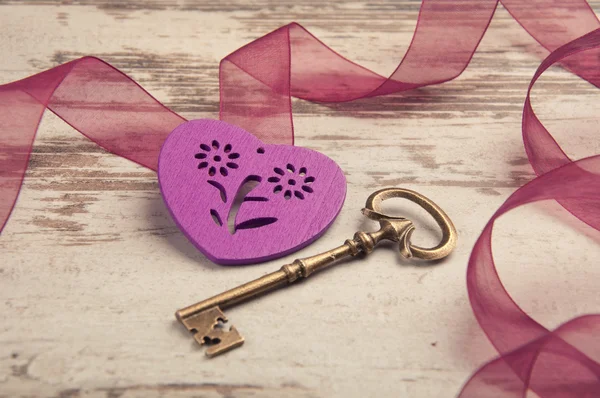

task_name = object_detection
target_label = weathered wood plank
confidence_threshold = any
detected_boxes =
[0,1,599,397]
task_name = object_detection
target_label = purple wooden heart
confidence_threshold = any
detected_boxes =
[158,119,346,265]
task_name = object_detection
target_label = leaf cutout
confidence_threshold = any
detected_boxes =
[243,196,268,202]
[235,217,278,231]
[227,175,261,235]
[207,180,227,203]
[210,209,222,226]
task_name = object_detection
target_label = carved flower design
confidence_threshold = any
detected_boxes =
[267,164,314,200]
[195,140,240,177]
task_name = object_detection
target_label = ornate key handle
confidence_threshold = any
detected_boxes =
[361,187,457,261]
[176,187,458,357]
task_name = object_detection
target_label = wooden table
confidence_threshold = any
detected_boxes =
[1,1,599,397]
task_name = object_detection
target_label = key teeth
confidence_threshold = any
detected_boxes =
[205,326,245,358]
[178,306,244,358]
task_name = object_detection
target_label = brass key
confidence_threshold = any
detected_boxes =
[176,187,457,357]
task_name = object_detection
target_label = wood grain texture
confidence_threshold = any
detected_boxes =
[1,1,599,397]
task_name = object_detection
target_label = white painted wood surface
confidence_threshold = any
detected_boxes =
[1,1,599,397]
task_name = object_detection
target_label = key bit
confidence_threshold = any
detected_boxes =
[180,307,244,357]
[176,187,457,357]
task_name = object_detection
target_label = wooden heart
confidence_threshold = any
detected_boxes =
[158,119,346,265]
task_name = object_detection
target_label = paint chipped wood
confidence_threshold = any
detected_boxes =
[1,1,600,397]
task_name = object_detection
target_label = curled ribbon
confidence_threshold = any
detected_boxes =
[1,1,599,395]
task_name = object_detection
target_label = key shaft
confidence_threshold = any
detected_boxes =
[175,225,398,321]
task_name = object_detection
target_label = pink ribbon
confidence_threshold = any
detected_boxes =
[462,27,600,396]
[1,1,599,395]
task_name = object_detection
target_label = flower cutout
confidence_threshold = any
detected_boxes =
[194,140,240,177]
[267,164,314,200]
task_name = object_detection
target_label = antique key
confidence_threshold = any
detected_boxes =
[176,187,457,357]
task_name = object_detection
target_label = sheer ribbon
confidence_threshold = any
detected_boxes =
[1,1,599,396]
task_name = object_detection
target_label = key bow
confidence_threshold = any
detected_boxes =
[362,187,457,261]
